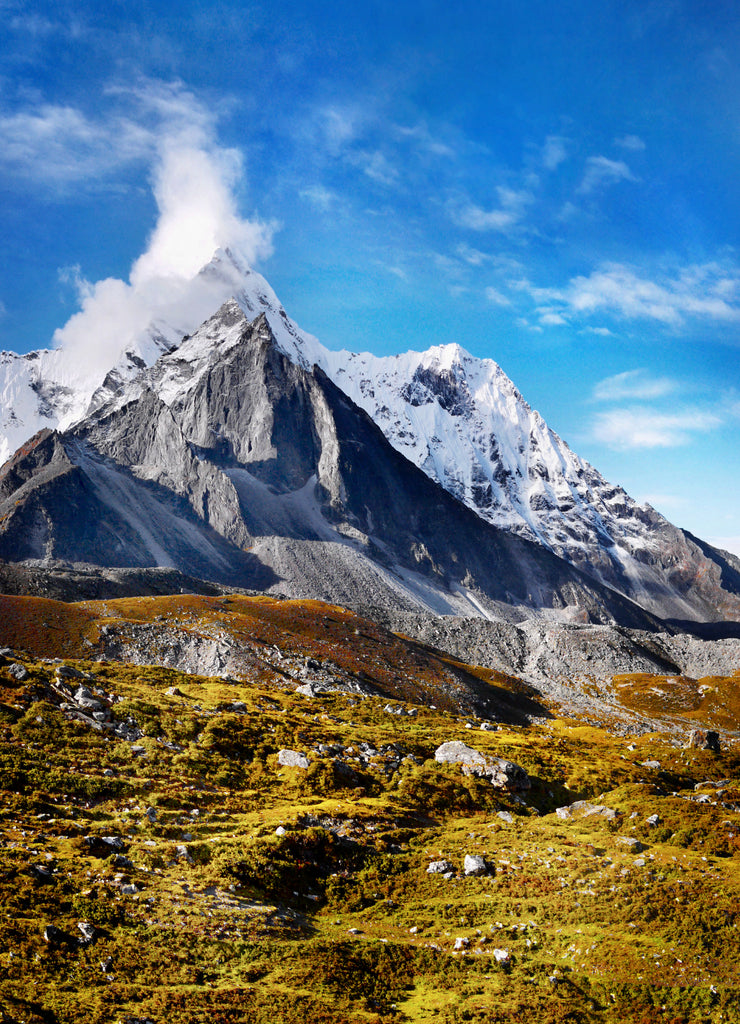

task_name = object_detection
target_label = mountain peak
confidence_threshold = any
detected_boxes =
[1,255,739,625]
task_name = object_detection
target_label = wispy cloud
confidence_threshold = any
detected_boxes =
[592,407,722,449]
[0,80,235,193]
[592,369,679,402]
[0,103,151,186]
[580,326,613,337]
[614,134,646,151]
[542,135,569,170]
[450,186,532,233]
[351,148,399,186]
[528,262,740,328]
[318,106,359,153]
[577,156,637,194]
[536,309,567,325]
[485,286,510,306]
[45,81,274,376]
[456,244,491,266]
[299,185,337,210]
[394,121,454,157]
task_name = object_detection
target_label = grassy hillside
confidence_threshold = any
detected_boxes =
[0,596,739,1023]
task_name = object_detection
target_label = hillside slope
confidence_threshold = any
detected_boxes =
[0,601,738,1024]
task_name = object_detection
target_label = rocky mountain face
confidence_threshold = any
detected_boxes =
[0,302,661,628]
[0,249,278,466]
[1,247,739,624]
[296,337,739,626]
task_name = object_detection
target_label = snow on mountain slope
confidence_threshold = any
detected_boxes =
[312,342,739,622]
[0,248,288,466]
[2,247,738,622]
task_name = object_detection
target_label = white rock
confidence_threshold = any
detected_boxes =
[617,837,644,852]
[463,854,490,877]
[555,800,617,821]
[427,859,455,875]
[433,741,530,791]
[278,749,310,769]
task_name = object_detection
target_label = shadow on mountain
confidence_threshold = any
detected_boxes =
[667,618,740,640]
[399,633,551,725]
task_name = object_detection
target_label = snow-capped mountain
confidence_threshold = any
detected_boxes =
[2,248,739,624]
[0,249,288,465]
[2,302,660,627]
[313,342,740,623]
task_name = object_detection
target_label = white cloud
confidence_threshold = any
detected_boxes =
[456,244,491,266]
[454,204,518,231]
[352,149,399,186]
[592,369,678,402]
[0,103,152,185]
[580,326,613,337]
[577,156,637,194]
[542,135,568,170]
[10,12,60,35]
[537,309,567,326]
[300,185,337,210]
[134,142,272,282]
[395,122,454,157]
[592,408,721,449]
[321,107,356,146]
[451,186,531,233]
[49,86,275,377]
[485,286,510,306]
[535,262,740,327]
[0,80,233,192]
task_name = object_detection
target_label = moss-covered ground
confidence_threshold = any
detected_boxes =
[0,598,739,1023]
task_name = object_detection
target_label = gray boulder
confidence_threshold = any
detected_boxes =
[296,682,329,698]
[278,749,310,769]
[686,729,721,753]
[426,859,455,875]
[555,800,618,821]
[463,853,492,877]
[56,664,84,680]
[434,741,530,791]
[617,837,645,853]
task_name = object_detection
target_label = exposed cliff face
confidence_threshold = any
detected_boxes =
[2,247,738,624]
[316,340,740,624]
[0,304,660,628]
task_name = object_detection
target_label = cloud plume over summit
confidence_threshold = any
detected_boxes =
[50,87,274,376]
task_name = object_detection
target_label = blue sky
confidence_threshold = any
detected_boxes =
[1,0,739,554]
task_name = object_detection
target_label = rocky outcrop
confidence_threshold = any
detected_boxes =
[434,741,531,791]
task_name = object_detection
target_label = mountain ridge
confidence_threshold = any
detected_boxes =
[1,249,739,624]
[0,303,666,630]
